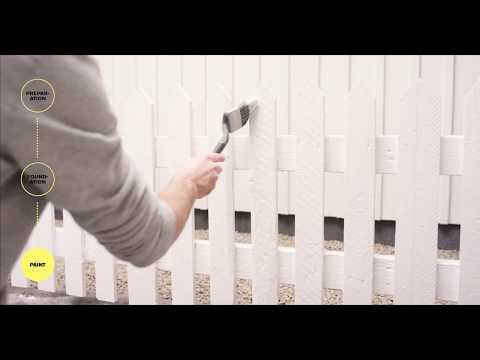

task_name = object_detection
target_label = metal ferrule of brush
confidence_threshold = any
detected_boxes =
[212,99,258,153]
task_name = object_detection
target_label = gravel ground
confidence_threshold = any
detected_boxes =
[7,231,458,305]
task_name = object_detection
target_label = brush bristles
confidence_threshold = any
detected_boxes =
[240,105,250,124]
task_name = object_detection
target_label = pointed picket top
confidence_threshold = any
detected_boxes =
[207,82,232,149]
[347,83,377,140]
[400,79,442,124]
[167,83,193,171]
[248,83,276,172]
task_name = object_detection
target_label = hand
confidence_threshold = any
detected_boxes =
[159,153,225,237]
[171,153,225,200]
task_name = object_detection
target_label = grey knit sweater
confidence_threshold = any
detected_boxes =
[0,56,177,303]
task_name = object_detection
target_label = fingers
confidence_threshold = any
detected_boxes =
[207,153,225,163]
[197,160,223,177]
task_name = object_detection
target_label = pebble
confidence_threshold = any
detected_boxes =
[8,231,459,305]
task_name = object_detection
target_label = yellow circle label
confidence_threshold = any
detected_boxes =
[21,247,55,282]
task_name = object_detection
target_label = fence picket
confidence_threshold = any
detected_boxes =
[420,56,455,224]
[119,87,157,305]
[261,55,290,214]
[10,261,29,288]
[10,203,54,289]
[294,83,325,304]
[459,79,480,304]
[289,56,319,214]
[343,87,376,304]
[449,56,480,224]
[208,85,235,304]
[91,233,117,302]
[251,86,278,304]
[169,85,195,304]
[382,56,419,220]
[33,203,56,292]
[63,210,86,297]
[233,55,260,137]
[350,55,385,220]
[394,80,441,304]
[320,56,349,219]
[11,204,50,288]
[157,56,182,136]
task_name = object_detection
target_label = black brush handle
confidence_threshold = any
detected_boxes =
[213,141,227,153]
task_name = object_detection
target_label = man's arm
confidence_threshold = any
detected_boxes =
[3,55,223,267]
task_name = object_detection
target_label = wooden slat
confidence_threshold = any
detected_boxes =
[169,85,195,304]
[91,233,117,302]
[183,55,207,136]
[119,86,157,305]
[289,56,319,214]
[10,259,29,288]
[261,56,290,214]
[394,80,441,304]
[208,85,235,304]
[294,83,325,304]
[182,56,208,207]
[11,202,44,288]
[233,170,252,212]
[63,210,86,297]
[11,202,56,292]
[450,56,480,224]
[320,55,349,219]
[420,56,455,224]
[382,55,418,220]
[137,56,157,104]
[206,56,233,212]
[251,86,278,304]
[233,55,259,137]
[459,79,480,304]
[260,56,289,136]
[94,55,115,106]
[343,87,376,304]
[112,56,136,114]
[351,55,385,220]
[31,203,56,292]
[157,56,182,136]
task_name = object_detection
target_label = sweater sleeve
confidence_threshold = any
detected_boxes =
[3,55,177,267]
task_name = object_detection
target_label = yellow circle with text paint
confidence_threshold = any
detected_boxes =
[21,247,55,282]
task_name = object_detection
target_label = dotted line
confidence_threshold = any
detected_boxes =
[35,201,39,225]
[35,118,39,160]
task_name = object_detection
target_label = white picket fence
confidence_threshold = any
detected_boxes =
[9,55,480,304]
